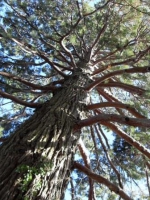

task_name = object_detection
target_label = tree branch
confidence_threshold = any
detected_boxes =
[91,22,108,50]
[95,125,123,189]
[86,66,150,91]
[78,138,95,200]
[97,82,145,95]
[73,162,132,200]
[60,37,77,68]
[78,138,90,168]
[38,53,67,78]
[87,102,146,118]
[0,89,41,108]
[75,113,150,130]
[92,45,150,71]
[101,121,150,160]
[82,0,112,17]
[0,71,58,91]
[96,88,126,115]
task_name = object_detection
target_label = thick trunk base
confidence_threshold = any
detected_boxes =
[0,70,90,200]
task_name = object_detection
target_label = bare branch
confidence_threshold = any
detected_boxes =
[91,22,108,50]
[0,71,58,91]
[70,177,75,200]
[92,45,150,69]
[0,89,41,108]
[76,0,82,18]
[60,37,77,68]
[38,53,68,78]
[101,122,150,160]
[86,66,150,91]
[97,124,110,149]
[97,82,145,95]
[82,0,112,17]
[73,162,132,200]
[145,163,150,196]
[75,113,150,130]
[97,88,122,103]
[95,125,123,189]
[78,138,90,168]
[87,102,146,118]
[78,138,95,200]
[53,62,74,71]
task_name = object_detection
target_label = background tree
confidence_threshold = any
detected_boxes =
[0,0,150,199]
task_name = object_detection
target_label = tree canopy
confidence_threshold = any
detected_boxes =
[0,0,150,199]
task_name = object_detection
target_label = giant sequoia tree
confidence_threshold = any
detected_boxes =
[0,0,150,199]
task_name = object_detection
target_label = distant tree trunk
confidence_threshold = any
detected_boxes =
[0,68,90,200]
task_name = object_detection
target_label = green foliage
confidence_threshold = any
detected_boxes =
[17,164,42,193]
[0,127,4,137]
[16,161,53,198]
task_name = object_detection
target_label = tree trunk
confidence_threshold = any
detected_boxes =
[0,68,90,200]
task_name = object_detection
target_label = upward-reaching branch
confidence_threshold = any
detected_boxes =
[74,162,132,200]
[86,66,150,91]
